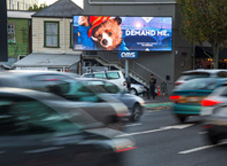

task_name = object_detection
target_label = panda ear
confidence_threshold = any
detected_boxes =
[114,17,122,25]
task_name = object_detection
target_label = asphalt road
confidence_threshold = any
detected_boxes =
[122,108,227,166]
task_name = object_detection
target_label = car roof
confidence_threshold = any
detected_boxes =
[83,70,122,74]
[182,69,227,74]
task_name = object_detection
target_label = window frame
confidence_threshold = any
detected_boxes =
[44,21,60,48]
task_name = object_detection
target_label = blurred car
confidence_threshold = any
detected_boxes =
[202,104,227,144]
[0,88,136,166]
[170,78,227,123]
[62,78,145,122]
[0,71,130,130]
[175,69,227,86]
[82,71,147,96]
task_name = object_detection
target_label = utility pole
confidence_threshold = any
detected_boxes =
[0,0,8,62]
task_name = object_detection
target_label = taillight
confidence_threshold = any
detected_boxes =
[123,81,126,86]
[175,82,182,86]
[116,147,136,153]
[117,113,129,117]
[201,99,223,107]
[170,95,181,100]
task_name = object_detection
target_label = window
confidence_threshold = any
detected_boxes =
[70,22,73,48]
[94,73,107,79]
[7,23,16,43]
[44,21,60,48]
[83,74,93,78]
[217,72,227,78]
[106,72,120,79]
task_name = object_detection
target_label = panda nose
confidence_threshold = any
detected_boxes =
[102,39,108,46]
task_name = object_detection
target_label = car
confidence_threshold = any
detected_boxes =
[202,104,227,144]
[175,69,227,86]
[78,78,145,122]
[82,70,147,96]
[0,70,130,130]
[170,78,227,123]
[0,88,136,166]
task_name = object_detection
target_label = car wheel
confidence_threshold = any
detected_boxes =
[129,88,138,95]
[207,130,219,144]
[175,115,187,123]
[130,104,141,122]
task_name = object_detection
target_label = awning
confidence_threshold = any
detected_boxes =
[13,54,80,68]
[195,46,227,59]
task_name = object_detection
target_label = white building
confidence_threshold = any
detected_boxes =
[7,0,38,10]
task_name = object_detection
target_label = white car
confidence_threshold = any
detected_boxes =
[82,71,127,90]
[175,69,227,86]
[82,71,147,95]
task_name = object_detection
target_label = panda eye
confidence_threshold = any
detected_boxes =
[98,34,102,38]
[108,32,112,36]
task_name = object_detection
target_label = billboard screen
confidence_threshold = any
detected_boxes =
[73,16,172,52]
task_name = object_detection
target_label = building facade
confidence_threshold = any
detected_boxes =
[7,0,38,10]
[81,0,193,92]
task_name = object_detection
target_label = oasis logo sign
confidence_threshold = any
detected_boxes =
[119,51,138,59]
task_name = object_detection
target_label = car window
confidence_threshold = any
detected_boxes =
[106,72,120,79]
[94,73,107,79]
[104,83,121,94]
[0,98,81,136]
[83,74,93,78]
[217,71,227,78]
[177,79,218,90]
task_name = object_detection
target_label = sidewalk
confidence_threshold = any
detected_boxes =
[142,95,172,110]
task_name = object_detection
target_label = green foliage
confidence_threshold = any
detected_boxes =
[176,0,227,68]
[28,3,47,11]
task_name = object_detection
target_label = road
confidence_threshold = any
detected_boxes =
[122,107,227,166]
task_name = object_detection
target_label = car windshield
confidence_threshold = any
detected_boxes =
[178,73,210,81]
[176,78,218,90]
[0,98,82,136]
[85,81,121,94]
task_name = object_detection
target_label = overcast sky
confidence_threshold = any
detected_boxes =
[38,0,84,8]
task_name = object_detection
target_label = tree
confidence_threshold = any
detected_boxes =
[176,0,227,68]
[28,3,47,11]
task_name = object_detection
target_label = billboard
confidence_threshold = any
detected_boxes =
[73,16,172,52]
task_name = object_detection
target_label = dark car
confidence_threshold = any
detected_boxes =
[79,78,145,122]
[0,71,129,130]
[170,78,227,123]
[0,88,136,166]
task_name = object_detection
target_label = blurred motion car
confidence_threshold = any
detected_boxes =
[79,78,145,122]
[202,104,227,144]
[82,70,147,95]
[175,69,227,86]
[0,88,136,166]
[170,78,227,123]
[0,71,130,130]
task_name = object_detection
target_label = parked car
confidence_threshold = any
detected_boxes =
[0,88,136,166]
[0,71,129,130]
[82,70,147,95]
[75,78,145,122]
[175,69,227,86]
[202,104,227,144]
[170,78,227,123]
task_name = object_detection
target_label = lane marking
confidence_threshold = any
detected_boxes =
[198,131,207,135]
[125,123,142,127]
[179,141,227,155]
[118,124,194,137]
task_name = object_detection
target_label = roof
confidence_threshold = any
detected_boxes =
[7,11,36,19]
[33,0,83,18]
[13,53,80,67]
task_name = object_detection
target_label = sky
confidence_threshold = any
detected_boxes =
[38,0,84,8]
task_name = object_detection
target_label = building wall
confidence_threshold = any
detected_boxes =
[7,0,38,10]
[7,18,30,58]
[83,0,191,91]
[32,17,77,55]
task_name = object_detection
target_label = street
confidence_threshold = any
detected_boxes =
[122,107,227,166]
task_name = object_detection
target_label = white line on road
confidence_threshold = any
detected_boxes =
[198,131,207,135]
[125,123,142,127]
[117,124,194,137]
[179,141,227,155]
